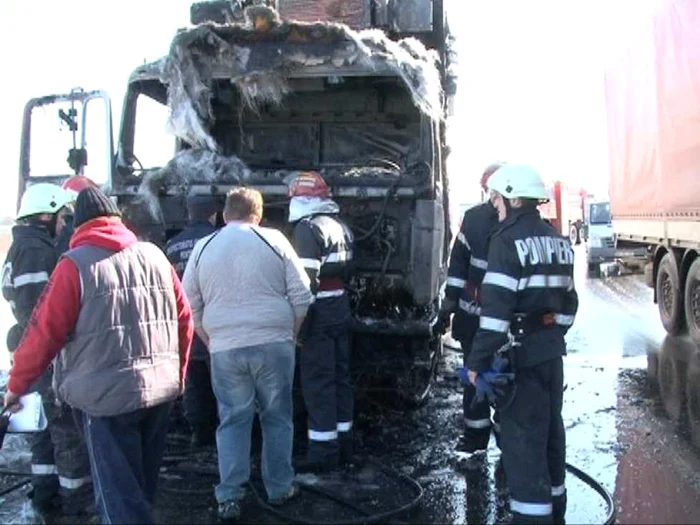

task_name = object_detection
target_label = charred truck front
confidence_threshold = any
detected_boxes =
[18,0,457,403]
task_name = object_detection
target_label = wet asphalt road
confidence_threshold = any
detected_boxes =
[3,244,700,524]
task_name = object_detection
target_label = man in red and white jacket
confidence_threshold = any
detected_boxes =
[4,187,194,525]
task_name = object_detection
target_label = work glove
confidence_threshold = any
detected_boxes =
[456,366,515,408]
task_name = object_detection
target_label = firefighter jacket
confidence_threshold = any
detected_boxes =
[166,221,217,360]
[293,214,354,300]
[467,208,579,372]
[166,221,218,279]
[2,225,59,350]
[445,202,499,344]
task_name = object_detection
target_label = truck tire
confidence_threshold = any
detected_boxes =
[684,258,700,346]
[657,253,686,335]
[587,261,599,277]
[569,224,580,245]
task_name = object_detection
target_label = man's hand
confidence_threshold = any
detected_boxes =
[468,370,478,387]
[3,391,22,413]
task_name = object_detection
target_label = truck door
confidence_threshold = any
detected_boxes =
[17,88,113,212]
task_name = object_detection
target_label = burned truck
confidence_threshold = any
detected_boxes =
[17,0,457,404]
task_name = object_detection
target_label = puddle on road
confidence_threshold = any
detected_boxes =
[613,337,700,524]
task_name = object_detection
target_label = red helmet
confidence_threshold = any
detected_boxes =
[288,171,331,198]
[480,162,505,192]
[62,176,98,196]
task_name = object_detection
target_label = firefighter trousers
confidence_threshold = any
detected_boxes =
[500,357,566,524]
[29,369,93,512]
[300,296,353,463]
[461,340,494,452]
[184,356,218,443]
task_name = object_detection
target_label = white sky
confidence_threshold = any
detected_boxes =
[0,0,662,217]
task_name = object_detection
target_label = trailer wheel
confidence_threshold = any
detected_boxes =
[684,259,700,346]
[569,224,580,245]
[657,253,686,335]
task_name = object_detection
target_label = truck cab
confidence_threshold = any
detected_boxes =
[584,199,615,272]
[16,1,456,404]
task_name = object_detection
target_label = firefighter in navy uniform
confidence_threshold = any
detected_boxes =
[288,172,355,473]
[440,162,502,451]
[165,193,222,447]
[2,183,93,516]
[467,164,578,524]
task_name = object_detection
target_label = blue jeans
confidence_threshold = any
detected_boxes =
[81,403,172,524]
[210,342,295,503]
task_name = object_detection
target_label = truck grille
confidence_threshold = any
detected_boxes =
[603,237,615,248]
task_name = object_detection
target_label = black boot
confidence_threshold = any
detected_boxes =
[553,491,567,524]
[338,433,355,466]
[28,487,61,514]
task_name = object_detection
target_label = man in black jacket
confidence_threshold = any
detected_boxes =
[2,183,93,516]
[467,164,578,524]
[441,163,502,452]
[165,193,222,446]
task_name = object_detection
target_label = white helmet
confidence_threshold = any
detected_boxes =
[16,183,75,220]
[487,164,549,201]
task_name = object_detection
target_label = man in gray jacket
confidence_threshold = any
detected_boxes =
[183,188,312,522]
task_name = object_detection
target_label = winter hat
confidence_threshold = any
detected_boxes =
[73,187,121,228]
[187,194,221,222]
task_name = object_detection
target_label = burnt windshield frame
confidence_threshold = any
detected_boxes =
[115,79,170,184]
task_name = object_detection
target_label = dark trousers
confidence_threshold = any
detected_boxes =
[500,358,566,524]
[184,357,218,437]
[300,296,353,462]
[460,340,492,452]
[29,369,92,510]
[81,403,172,525]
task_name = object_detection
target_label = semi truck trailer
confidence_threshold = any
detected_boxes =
[605,0,700,344]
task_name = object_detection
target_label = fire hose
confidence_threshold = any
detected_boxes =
[160,456,616,525]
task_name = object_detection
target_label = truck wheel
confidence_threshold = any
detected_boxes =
[587,261,599,277]
[569,224,580,245]
[684,258,700,346]
[657,253,686,335]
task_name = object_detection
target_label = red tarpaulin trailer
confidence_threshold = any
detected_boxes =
[605,0,700,343]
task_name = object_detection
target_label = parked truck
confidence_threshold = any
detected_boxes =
[538,180,587,245]
[583,198,617,273]
[16,0,457,404]
[605,0,700,344]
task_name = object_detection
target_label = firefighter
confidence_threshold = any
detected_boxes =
[439,162,503,452]
[467,164,579,524]
[165,193,222,447]
[288,172,355,473]
[1,183,93,516]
